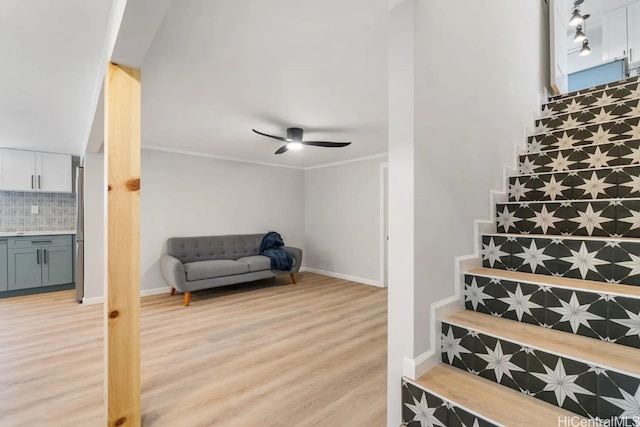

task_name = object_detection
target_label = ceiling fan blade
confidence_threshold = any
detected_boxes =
[302,141,351,148]
[275,145,289,155]
[252,129,288,142]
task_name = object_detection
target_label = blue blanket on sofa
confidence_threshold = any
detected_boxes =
[260,231,293,271]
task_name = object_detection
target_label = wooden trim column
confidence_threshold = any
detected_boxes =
[104,62,141,427]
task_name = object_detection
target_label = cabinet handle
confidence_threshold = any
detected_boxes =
[43,249,47,264]
[31,240,52,244]
[31,175,34,189]
[38,175,41,189]
[36,249,40,265]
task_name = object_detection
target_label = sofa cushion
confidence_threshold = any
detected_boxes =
[237,255,271,272]
[184,260,250,282]
[167,234,265,264]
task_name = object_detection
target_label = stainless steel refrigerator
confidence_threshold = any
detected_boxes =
[75,166,84,303]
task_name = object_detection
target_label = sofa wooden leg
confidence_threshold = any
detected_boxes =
[290,273,297,284]
[170,287,176,296]
[184,292,191,306]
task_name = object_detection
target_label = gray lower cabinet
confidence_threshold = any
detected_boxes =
[42,245,73,286]
[0,239,7,292]
[8,247,41,290]
[6,235,73,291]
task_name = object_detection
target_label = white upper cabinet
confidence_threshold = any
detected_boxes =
[602,7,628,61]
[603,2,640,66]
[628,2,640,65]
[0,149,72,193]
[35,152,72,192]
[1,150,37,191]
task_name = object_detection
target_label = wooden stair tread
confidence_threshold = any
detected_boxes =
[413,365,588,426]
[445,310,640,376]
[469,267,640,298]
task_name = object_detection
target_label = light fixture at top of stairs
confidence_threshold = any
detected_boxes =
[573,24,586,43]
[579,39,591,56]
[569,0,587,26]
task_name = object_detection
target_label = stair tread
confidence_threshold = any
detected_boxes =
[445,310,640,376]
[469,267,640,298]
[413,365,588,426]
[548,76,640,102]
[485,232,640,243]
[538,96,640,125]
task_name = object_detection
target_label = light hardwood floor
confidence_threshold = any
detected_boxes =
[0,273,387,427]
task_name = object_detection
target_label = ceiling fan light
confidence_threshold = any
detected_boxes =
[287,142,303,150]
[573,25,586,43]
[579,39,591,56]
[570,8,583,26]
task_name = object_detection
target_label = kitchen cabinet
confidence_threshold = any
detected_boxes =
[629,2,640,64]
[603,3,640,67]
[7,235,73,291]
[0,149,72,193]
[603,7,628,61]
[0,239,7,292]
[0,149,37,191]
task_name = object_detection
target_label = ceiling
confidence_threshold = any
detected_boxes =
[0,0,388,168]
[140,0,389,168]
[0,0,114,155]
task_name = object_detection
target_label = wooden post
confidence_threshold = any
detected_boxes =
[104,62,141,427]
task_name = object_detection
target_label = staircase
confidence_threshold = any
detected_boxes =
[401,76,640,427]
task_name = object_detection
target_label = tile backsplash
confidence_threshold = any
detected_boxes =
[0,191,76,232]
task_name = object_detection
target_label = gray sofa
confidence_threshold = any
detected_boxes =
[159,233,302,306]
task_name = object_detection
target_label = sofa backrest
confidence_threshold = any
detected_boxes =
[166,234,265,264]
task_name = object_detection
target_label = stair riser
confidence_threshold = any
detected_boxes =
[548,76,640,103]
[535,98,640,133]
[441,321,640,420]
[496,200,640,238]
[464,274,640,350]
[527,117,640,152]
[519,140,640,175]
[509,167,640,202]
[481,234,640,285]
[402,380,497,427]
[543,82,640,116]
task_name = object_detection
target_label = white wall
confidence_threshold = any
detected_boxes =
[83,151,105,301]
[387,0,549,425]
[304,156,387,285]
[82,149,305,300]
[140,149,305,292]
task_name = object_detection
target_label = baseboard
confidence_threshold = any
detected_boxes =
[82,296,104,305]
[403,114,528,381]
[300,267,383,287]
[141,286,171,297]
[82,286,171,305]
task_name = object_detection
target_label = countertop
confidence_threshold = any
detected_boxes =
[0,231,76,238]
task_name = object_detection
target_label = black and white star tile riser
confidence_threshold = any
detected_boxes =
[534,98,640,134]
[527,116,640,152]
[464,274,640,349]
[441,321,640,421]
[495,200,640,238]
[543,82,640,117]
[508,167,640,202]
[519,139,640,175]
[402,380,498,427]
[481,234,640,285]
[548,75,640,103]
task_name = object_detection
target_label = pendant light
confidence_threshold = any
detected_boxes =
[574,25,586,43]
[579,39,591,56]
[570,8,583,26]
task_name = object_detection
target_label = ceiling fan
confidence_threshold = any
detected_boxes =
[252,127,351,155]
